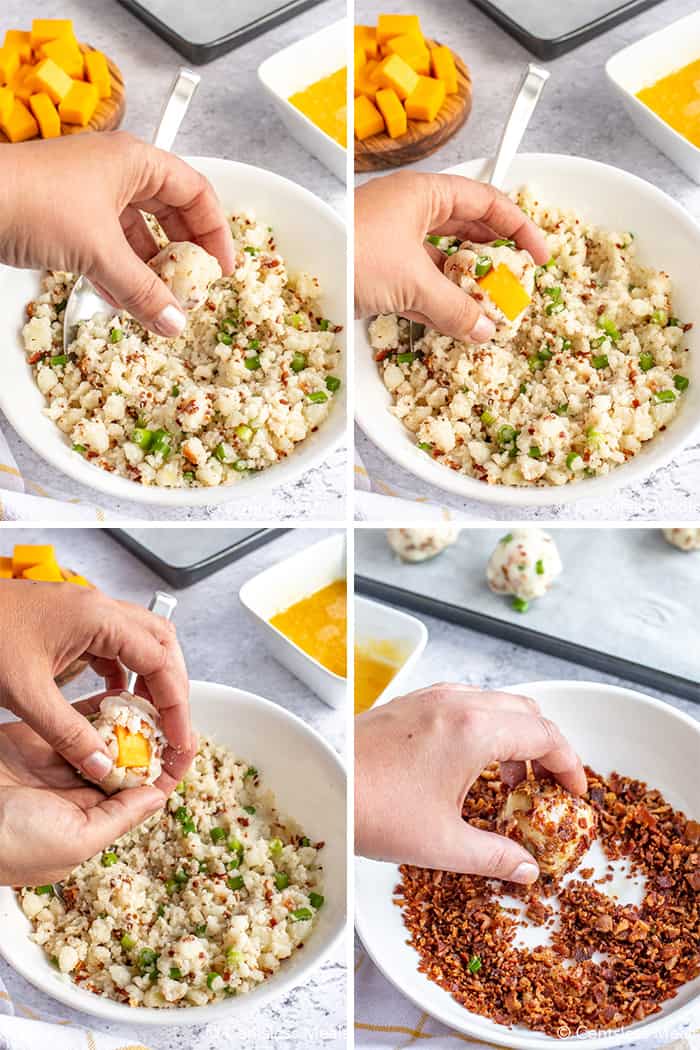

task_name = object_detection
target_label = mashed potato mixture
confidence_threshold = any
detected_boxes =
[370,189,691,487]
[20,739,325,1008]
[22,215,342,489]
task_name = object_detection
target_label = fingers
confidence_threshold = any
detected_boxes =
[78,786,165,856]
[486,711,587,796]
[444,822,539,884]
[430,176,550,265]
[120,205,161,262]
[88,222,187,337]
[413,253,496,343]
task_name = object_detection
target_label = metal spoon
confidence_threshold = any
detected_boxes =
[411,62,549,349]
[62,68,201,351]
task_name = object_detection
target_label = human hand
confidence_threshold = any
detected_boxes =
[0,131,236,336]
[355,683,586,884]
[0,710,164,885]
[0,580,194,792]
[354,171,549,342]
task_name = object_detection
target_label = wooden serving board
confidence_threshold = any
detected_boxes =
[0,43,125,144]
[355,41,472,172]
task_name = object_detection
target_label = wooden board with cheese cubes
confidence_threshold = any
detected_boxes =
[354,14,472,172]
[0,18,124,144]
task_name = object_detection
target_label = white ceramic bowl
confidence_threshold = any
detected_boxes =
[355,679,700,1048]
[258,20,347,183]
[0,157,346,507]
[355,594,427,708]
[355,153,700,507]
[0,680,346,1026]
[239,532,347,709]
[606,11,700,185]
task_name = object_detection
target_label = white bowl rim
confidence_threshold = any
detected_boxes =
[355,679,700,1049]
[0,157,346,508]
[355,152,700,507]
[0,679,347,1027]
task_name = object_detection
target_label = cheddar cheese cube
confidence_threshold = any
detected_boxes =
[23,562,65,582]
[30,19,75,47]
[84,50,111,98]
[59,79,98,125]
[355,58,379,100]
[32,58,73,103]
[431,45,458,94]
[375,87,407,139]
[0,86,13,124]
[478,263,532,320]
[3,30,32,64]
[374,53,419,101]
[376,14,423,45]
[30,92,61,138]
[354,25,379,60]
[114,725,151,769]
[9,64,36,103]
[64,571,90,587]
[385,34,431,75]
[405,74,446,121]
[40,38,84,80]
[1,98,38,141]
[12,544,57,575]
[0,557,13,579]
[354,43,366,71]
[0,46,21,86]
[355,94,384,140]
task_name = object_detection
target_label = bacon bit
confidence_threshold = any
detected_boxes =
[27,350,47,365]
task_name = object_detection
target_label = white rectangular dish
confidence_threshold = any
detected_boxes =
[606,10,700,184]
[355,595,428,709]
[239,532,347,708]
[258,19,347,182]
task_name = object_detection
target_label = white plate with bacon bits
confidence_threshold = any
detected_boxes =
[355,680,700,1048]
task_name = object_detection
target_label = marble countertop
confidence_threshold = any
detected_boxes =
[355,568,699,1048]
[355,0,700,522]
[0,526,347,1049]
[0,0,347,523]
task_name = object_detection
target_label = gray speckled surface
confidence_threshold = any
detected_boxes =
[0,0,347,523]
[355,0,700,521]
[354,526,699,1047]
[0,526,347,1048]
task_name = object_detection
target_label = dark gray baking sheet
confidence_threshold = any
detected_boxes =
[355,528,700,703]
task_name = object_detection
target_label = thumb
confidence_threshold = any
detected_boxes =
[81,787,166,855]
[19,681,116,785]
[442,821,539,884]
[414,255,496,343]
[90,226,186,337]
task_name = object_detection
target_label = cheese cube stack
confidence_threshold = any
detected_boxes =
[354,13,459,141]
[0,544,91,585]
[0,18,112,142]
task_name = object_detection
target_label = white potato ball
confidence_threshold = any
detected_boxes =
[663,528,700,552]
[148,242,222,310]
[499,780,597,879]
[386,527,460,563]
[487,528,562,601]
[444,240,535,342]
[90,691,166,794]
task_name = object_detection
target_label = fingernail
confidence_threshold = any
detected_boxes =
[469,315,497,343]
[511,862,539,885]
[155,304,186,337]
[83,750,113,781]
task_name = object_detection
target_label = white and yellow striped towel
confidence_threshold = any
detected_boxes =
[0,430,110,522]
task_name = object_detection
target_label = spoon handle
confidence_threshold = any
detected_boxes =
[126,591,178,694]
[488,63,550,190]
[152,68,201,151]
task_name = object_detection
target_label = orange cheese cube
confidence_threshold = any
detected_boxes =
[355,94,385,140]
[376,14,423,45]
[478,263,531,320]
[23,562,65,582]
[0,46,20,85]
[84,50,111,98]
[114,725,151,768]
[1,98,38,141]
[9,64,36,103]
[385,34,431,75]
[355,25,379,60]
[30,92,61,138]
[64,571,91,587]
[405,75,446,121]
[374,53,419,101]
[32,58,73,103]
[3,30,32,63]
[0,86,13,123]
[431,45,458,94]
[355,58,379,99]
[30,19,74,47]
[40,38,84,80]
[354,43,366,71]
[12,544,57,575]
[0,556,13,579]
[58,79,98,125]
[375,87,407,139]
